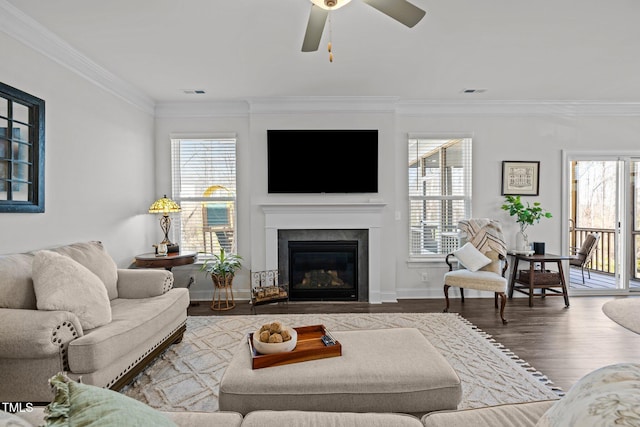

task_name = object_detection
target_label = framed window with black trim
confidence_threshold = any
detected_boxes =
[0,82,45,213]
[501,161,539,196]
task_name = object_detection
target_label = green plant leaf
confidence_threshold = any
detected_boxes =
[501,195,552,227]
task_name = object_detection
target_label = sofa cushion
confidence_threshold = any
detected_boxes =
[444,269,507,292]
[0,410,34,427]
[32,250,112,330]
[243,410,424,427]
[0,253,36,309]
[422,401,555,427]
[53,241,119,300]
[44,373,177,427]
[536,362,640,427]
[453,242,492,272]
[16,407,243,427]
[163,411,243,427]
[15,407,243,427]
[67,288,189,373]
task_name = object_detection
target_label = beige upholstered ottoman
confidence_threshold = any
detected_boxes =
[219,328,462,415]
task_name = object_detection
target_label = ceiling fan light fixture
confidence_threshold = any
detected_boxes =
[311,0,353,11]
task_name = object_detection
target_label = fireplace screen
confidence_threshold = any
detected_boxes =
[288,240,358,301]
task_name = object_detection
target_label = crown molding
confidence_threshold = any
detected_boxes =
[155,101,250,118]
[156,97,640,118]
[162,97,640,117]
[248,96,400,114]
[0,0,155,114]
[397,100,640,117]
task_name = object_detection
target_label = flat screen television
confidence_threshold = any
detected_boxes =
[267,129,378,193]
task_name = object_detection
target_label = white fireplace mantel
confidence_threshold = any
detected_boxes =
[260,202,386,303]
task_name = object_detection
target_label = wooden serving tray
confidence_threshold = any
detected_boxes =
[248,324,342,369]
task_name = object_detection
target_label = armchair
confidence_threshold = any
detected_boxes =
[443,219,509,324]
[569,232,600,283]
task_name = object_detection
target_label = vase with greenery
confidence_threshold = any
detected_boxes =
[501,195,552,251]
[200,248,243,288]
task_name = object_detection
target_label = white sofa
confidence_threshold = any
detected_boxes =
[0,241,190,403]
[3,361,637,427]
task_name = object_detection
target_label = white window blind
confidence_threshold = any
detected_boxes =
[408,138,472,256]
[171,137,237,255]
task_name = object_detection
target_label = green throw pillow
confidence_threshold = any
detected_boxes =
[44,373,176,427]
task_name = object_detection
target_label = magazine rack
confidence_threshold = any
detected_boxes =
[250,270,288,313]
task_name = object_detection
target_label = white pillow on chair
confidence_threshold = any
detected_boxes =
[453,242,492,272]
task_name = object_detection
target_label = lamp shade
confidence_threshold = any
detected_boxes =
[148,195,181,214]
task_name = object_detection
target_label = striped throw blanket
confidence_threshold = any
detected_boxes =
[458,218,507,257]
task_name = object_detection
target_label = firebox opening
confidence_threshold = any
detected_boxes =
[288,240,358,301]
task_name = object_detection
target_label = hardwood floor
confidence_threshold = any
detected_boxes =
[188,294,640,392]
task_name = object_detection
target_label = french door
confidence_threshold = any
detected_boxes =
[563,153,640,293]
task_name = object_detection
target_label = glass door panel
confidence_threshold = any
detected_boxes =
[632,160,640,289]
[569,160,622,291]
[568,157,640,292]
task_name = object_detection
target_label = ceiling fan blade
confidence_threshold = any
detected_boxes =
[301,5,329,52]
[361,0,426,28]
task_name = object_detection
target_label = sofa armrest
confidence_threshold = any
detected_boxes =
[117,268,174,298]
[0,308,83,359]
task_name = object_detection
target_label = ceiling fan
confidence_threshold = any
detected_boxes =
[301,0,426,52]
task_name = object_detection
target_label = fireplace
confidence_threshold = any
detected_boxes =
[262,202,385,303]
[277,229,369,302]
[288,240,358,301]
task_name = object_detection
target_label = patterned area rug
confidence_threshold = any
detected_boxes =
[602,298,640,334]
[123,313,562,412]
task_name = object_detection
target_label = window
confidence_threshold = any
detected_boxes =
[408,137,472,256]
[171,136,237,255]
[0,82,45,213]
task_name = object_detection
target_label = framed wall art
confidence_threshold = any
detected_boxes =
[501,161,540,196]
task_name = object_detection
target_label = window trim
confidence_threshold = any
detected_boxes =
[0,82,45,213]
[170,135,237,257]
[408,135,472,259]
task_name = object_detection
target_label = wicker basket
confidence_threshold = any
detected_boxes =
[518,269,560,285]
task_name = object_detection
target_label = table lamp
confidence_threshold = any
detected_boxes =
[148,195,181,251]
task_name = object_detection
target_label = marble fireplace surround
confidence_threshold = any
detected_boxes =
[261,202,385,304]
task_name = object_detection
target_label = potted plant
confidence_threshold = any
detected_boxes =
[501,195,552,251]
[200,248,243,288]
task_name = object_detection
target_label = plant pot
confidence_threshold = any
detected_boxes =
[516,229,529,251]
[211,273,235,311]
[211,273,234,288]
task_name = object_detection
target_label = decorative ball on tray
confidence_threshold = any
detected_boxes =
[252,321,298,354]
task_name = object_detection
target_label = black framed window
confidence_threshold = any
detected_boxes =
[0,82,45,213]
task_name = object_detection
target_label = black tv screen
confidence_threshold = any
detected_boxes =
[267,129,378,193]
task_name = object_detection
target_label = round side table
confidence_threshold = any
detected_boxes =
[134,251,197,271]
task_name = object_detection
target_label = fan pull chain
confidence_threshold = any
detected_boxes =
[328,12,333,62]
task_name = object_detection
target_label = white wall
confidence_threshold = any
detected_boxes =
[156,100,640,302]
[0,33,156,266]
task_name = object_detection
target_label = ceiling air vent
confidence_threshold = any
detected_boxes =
[182,89,206,94]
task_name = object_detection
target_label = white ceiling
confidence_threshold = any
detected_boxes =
[5,0,640,104]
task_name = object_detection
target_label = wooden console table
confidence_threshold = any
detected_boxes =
[508,252,572,307]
